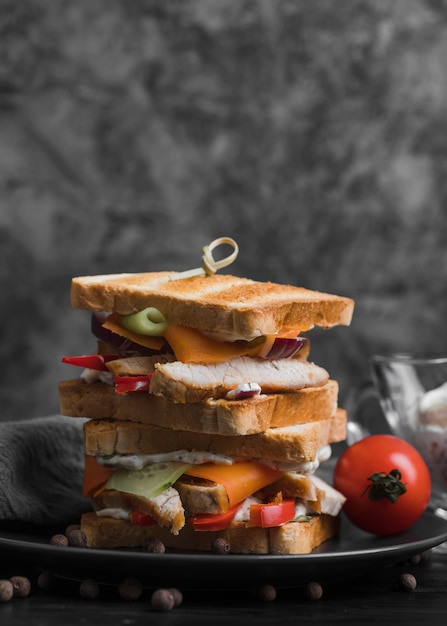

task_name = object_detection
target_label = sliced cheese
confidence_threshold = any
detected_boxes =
[102,313,165,351]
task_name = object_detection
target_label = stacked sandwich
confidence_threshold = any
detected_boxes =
[59,240,354,554]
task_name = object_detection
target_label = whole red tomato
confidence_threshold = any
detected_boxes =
[333,434,431,536]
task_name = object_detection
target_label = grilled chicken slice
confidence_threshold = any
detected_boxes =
[262,474,346,516]
[176,475,229,515]
[93,487,185,534]
[106,354,175,376]
[150,356,329,403]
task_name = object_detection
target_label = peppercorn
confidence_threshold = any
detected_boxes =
[10,576,31,598]
[118,577,143,601]
[254,583,277,602]
[67,528,87,548]
[408,554,422,566]
[65,523,80,535]
[0,580,14,602]
[78,578,99,599]
[399,573,417,592]
[420,549,433,564]
[50,533,69,547]
[143,537,165,553]
[211,537,231,554]
[37,571,53,591]
[304,581,323,601]
[151,588,175,611]
[167,587,183,607]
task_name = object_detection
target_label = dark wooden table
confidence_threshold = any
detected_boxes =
[0,544,446,625]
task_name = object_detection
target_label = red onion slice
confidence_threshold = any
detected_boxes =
[257,336,309,360]
[226,383,262,400]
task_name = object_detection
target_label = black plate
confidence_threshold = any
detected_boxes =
[0,512,446,589]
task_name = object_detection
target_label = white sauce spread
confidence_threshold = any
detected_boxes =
[81,369,115,385]
[97,450,234,470]
[232,498,313,523]
[96,445,331,474]
[96,508,130,520]
[233,496,262,521]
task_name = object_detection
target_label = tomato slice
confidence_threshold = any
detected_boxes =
[188,503,242,531]
[83,455,115,497]
[249,498,296,528]
[114,375,151,394]
[129,510,157,527]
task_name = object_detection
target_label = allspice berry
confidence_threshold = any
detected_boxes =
[65,523,80,535]
[118,577,143,601]
[211,537,231,554]
[79,579,100,600]
[50,533,69,547]
[167,587,183,607]
[0,580,14,602]
[254,583,277,602]
[305,581,323,601]
[408,553,422,566]
[143,537,165,554]
[67,528,87,548]
[151,588,175,611]
[10,576,31,598]
[399,573,417,592]
[37,572,53,590]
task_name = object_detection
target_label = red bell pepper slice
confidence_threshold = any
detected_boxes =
[114,375,151,394]
[62,354,119,371]
[249,498,296,528]
[129,510,157,527]
[188,503,242,532]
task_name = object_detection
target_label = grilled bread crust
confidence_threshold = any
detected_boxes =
[80,510,340,554]
[70,272,354,336]
[59,379,339,436]
[82,408,346,463]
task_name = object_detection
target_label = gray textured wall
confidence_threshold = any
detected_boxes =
[1,0,447,420]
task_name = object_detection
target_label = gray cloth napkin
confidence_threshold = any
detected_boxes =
[0,415,91,526]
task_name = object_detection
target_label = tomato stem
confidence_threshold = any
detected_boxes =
[363,468,407,503]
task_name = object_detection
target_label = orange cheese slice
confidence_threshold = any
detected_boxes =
[163,325,267,363]
[102,314,306,364]
[184,462,283,510]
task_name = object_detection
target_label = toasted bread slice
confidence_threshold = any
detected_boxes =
[83,408,346,463]
[59,379,339,435]
[80,510,340,554]
[71,272,354,337]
